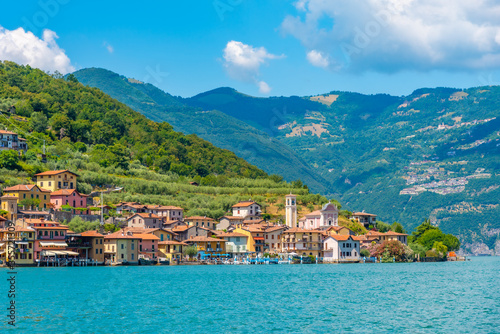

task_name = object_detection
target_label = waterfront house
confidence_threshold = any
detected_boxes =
[104,230,139,264]
[127,213,163,229]
[29,218,72,261]
[1,195,18,221]
[0,226,36,265]
[216,232,248,255]
[232,201,261,220]
[3,184,51,210]
[66,230,105,263]
[135,233,160,259]
[359,231,408,246]
[323,235,362,262]
[351,212,377,228]
[184,236,227,258]
[264,225,286,254]
[35,170,78,192]
[298,202,339,230]
[158,240,187,261]
[50,189,90,214]
[145,205,184,222]
[282,228,323,258]
[184,216,217,230]
[217,216,244,231]
[0,130,27,152]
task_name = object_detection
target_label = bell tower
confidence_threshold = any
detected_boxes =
[285,194,297,228]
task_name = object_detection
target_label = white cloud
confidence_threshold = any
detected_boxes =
[222,40,282,94]
[0,26,74,73]
[306,50,329,68]
[281,0,500,72]
[103,41,114,54]
[258,81,271,94]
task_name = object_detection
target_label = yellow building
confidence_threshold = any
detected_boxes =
[282,228,323,257]
[0,226,36,265]
[184,216,217,230]
[234,227,256,252]
[184,236,226,257]
[158,240,187,261]
[2,184,51,210]
[1,195,18,221]
[80,230,105,263]
[104,231,139,264]
[34,170,78,192]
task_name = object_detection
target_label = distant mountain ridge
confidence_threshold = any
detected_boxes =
[73,68,500,255]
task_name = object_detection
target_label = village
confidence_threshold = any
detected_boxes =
[0,164,411,267]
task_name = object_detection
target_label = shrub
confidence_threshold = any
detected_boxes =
[360,249,370,257]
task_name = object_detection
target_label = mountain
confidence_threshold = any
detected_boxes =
[73,68,500,254]
[72,68,328,193]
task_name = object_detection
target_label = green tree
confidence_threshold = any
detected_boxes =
[68,217,100,233]
[412,219,439,239]
[0,150,19,169]
[433,241,448,258]
[30,111,48,132]
[391,222,405,233]
[183,245,198,259]
[376,220,391,233]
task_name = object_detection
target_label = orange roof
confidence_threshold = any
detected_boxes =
[352,212,377,217]
[172,225,193,232]
[31,225,69,230]
[185,216,215,221]
[34,170,78,176]
[51,189,88,196]
[216,232,248,238]
[327,235,362,241]
[3,184,50,192]
[284,227,322,233]
[242,219,265,224]
[185,236,226,243]
[220,216,243,220]
[104,231,140,239]
[146,205,183,210]
[80,230,104,237]
[134,233,160,241]
[158,240,187,245]
[0,130,17,135]
[129,213,161,219]
[232,201,257,208]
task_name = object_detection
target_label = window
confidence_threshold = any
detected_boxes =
[121,244,124,249]
[49,182,51,186]
[236,237,240,242]
[41,182,43,186]
[44,195,46,200]
[55,231,58,236]
[131,254,134,260]
[131,243,134,250]
[139,245,142,251]
[121,254,124,259]
[44,231,48,236]
[95,249,98,254]
[100,249,103,254]
[23,194,26,199]
[272,235,274,239]
[265,235,268,239]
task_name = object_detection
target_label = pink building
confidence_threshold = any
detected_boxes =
[50,189,90,214]
[298,202,339,230]
[29,218,70,261]
[136,234,160,259]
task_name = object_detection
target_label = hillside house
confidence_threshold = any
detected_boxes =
[3,184,51,210]
[127,213,163,229]
[232,201,261,220]
[351,212,377,228]
[35,170,78,192]
[0,130,27,152]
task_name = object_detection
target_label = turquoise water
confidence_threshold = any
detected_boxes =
[2,257,499,333]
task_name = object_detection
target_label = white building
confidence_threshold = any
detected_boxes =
[0,130,27,152]
[217,232,248,255]
[298,202,339,230]
[351,211,377,228]
[323,235,361,262]
[285,194,297,228]
[232,201,261,219]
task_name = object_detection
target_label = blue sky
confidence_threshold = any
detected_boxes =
[1,0,499,98]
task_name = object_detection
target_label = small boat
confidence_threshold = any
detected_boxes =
[138,258,154,265]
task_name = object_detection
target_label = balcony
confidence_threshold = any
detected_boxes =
[206,248,213,252]
[216,248,222,252]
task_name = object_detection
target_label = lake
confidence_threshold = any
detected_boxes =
[2,257,499,333]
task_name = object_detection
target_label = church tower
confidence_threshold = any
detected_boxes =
[285,194,297,228]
